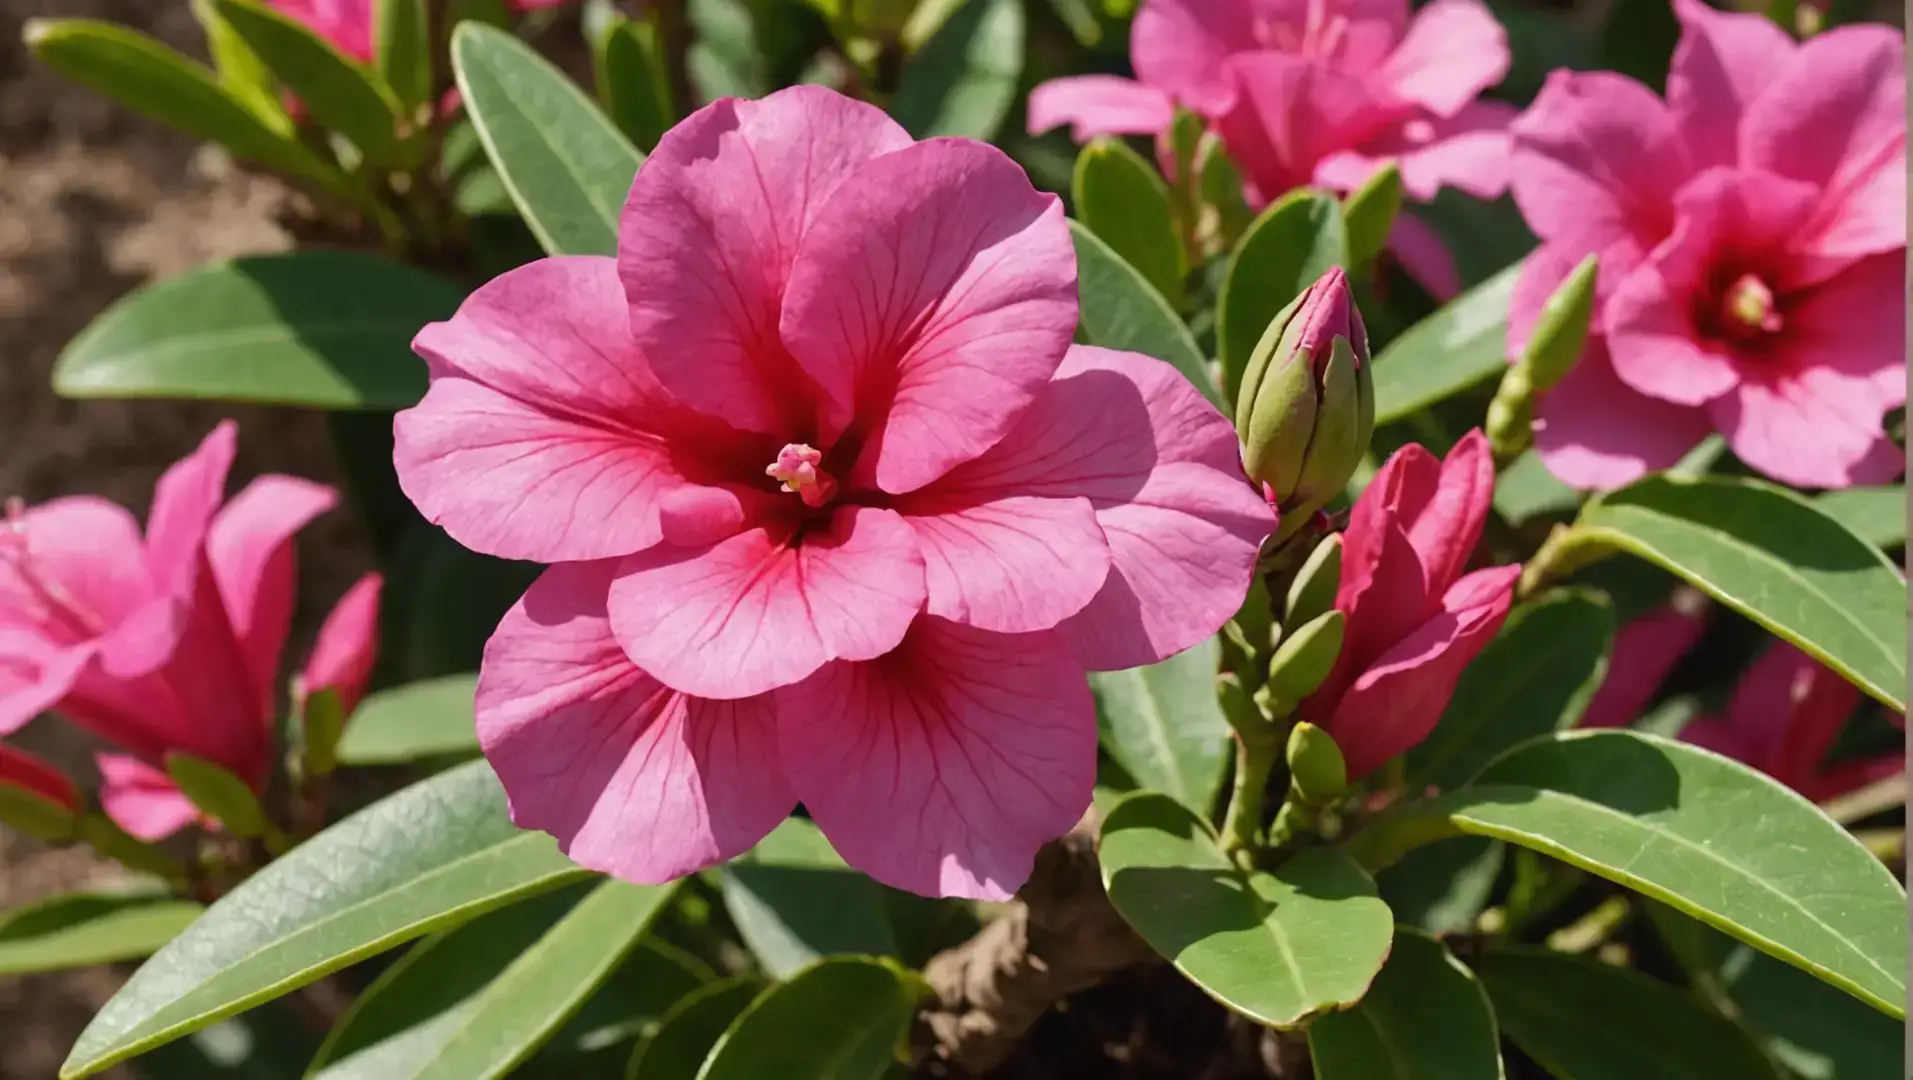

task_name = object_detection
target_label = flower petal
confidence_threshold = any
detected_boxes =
[1222,51,1394,205]
[1533,338,1714,491]
[1510,70,1687,259]
[1027,76,1175,140]
[400,256,762,563]
[479,562,794,885]
[0,637,91,737]
[1133,0,1256,116]
[0,742,79,811]
[1382,0,1510,119]
[776,616,1095,900]
[1396,430,1493,597]
[610,506,926,699]
[1386,213,1462,301]
[0,496,154,644]
[1727,642,1861,789]
[302,572,382,719]
[782,138,1076,494]
[96,752,203,841]
[1579,601,1708,729]
[895,495,1110,634]
[207,475,337,720]
[1666,0,1793,169]
[144,422,236,598]
[619,86,913,434]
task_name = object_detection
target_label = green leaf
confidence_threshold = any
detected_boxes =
[1308,928,1503,1079]
[1571,475,1906,710]
[453,21,644,257]
[1089,636,1230,816]
[1217,189,1348,403]
[1341,164,1402,271]
[598,17,675,152]
[1069,220,1216,406]
[1477,946,1776,1080]
[189,0,281,121]
[1099,792,1393,1028]
[525,936,713,1077]
[720,818,897,979]
[60,760,590,1078]
[334,675,480,766]
[1492,449,1580,526]
[24,19,335,189]
[1357,730,1908,1018]
[626,977,764,1080]
[386,528,541,680]
[0,886,202,976]
[1073,137,1185,308]
[164,754,268,838]
[890,0,1023,140]
[1371,261,1519,425]
[1813,486,1905,551]
[214,0,406,164]
[695,957,920,1080]
[310,879,676,1080]
[1378,837,1503,937]
[374,0,432,112]
[1406,589,1613,793]
[53,251,460,409]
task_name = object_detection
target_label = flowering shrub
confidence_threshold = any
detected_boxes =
[5,0,1906,1077]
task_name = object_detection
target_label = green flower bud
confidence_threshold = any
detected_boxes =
[1266,609,1345,711]
[1285,533,1343,627]
[1286,722,1349,805]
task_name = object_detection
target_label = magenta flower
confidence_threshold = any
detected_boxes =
[269,0,566,64]
[1509,0,1906,490]
[1298,430,1518,779]
[1579,601,1708,730]
[0,423,382,840]
[394,86,1273,899]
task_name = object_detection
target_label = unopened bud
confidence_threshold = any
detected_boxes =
[1286,722,1348,804]
[1284,533,1343,627]
[1266,609,1345,710]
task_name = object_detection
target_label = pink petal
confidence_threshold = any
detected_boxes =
[145,558,271,782]
[1730,642,1861,788]
[0,496,154,644]
[1507,244,1580,360]
[0,742,79,811]
[1324,564,1518,778]
[478,562,794,884]
[1799,754,1902,804]
[0,637,91,737]
[399,256,762,563]
[96,753,203,842]
[302,572,382,719]
[1679,714,1756,765]
[1666,0,1794,170]
[1382,0,1510,119]
[1579,602,1708,729]
[1532,339,1713,491]
[267,0,372,62]
[776,617,1095,900]
[1222,51,1394,206]
[781,138,1077,495]
[619,86,913,434]
[609,506,926,699]
[1397,430,1494,597]
[207,475,337,721]
[1132,0,1256,116]
[895,495,1110,634]
[144,422,237,599]
[1321,451,1437,710]
[1026,76,1175,140]
[1387,213,1462,301]
[1314,101,1517,202]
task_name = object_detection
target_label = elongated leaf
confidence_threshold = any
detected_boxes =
[1371,261,1520,424]
[1478,947,1775,1080]
[165,754,268,838]
[627,977,764,1080]
[374,0,431,112]
[598,17,674,152]
[214,0,406,163]
[1073,138,1184,307]
[1571,476,1906,710]
[524,936,712,1077]
[53,251,460,409]
[61,760,590,1078]
[720,818,896,979]
[1813,486,1905,551]
[0,887,202,976]
[1357,730,1908,1018]
[1217,190,1348,402]
[454,22,644,256]
[890,0,1023,140]
[335,675,480,765]
[1406,589,1613,792]
[1100,792,1393,1028]
[696,958,920,1080]
[1089,636,1230,815]
[1069,220,1216,405]
[1492,449,1580,525]
[1309,928,1503,1079]
[190,0,281,120]
[1379,837,1503,937]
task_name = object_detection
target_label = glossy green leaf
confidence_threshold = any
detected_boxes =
[0,886,202,976]
[1099,791,1393,1028]
[310,879,675,1080]
[1492,449,1580,525]
[334,675,480,765]
[1478,947,1776,1080]
[890,0,1023,140]
[1089,636,1230,816]
[1217,189,1348,403]
[60,760,591,1078]
[165,754,268,838]
[525,936,713,1077]
[626,977,764,1080]
[1371,261,1519,425]
[453,22,644,257]
[1406,589,1613,792]
[695,957,920,1080]
[386,528,542,680]
[1378,837,1503,936]
[1571,476,1906,710]
[598,17,674,152]
[1357,730,1908,1018]
[136,1000,320,1080]
[1069,220,1216,405]
[1073,137,1184,307]
[1814,486,1905,551]
[1342,163,1402,271]
[1309,928,1503,1079]
[720,818,897,978]
[214,0,406,163]
[189,0,280,120]
[374,0,431,112]
[53,251,460,409]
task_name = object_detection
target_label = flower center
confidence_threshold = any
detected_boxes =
[1721,273,1782,337]
[765,444,838,508]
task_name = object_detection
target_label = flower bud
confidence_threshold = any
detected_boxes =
[1286,722,1348,805]
[1266,609,1345,710]
[1236,268,1373,523]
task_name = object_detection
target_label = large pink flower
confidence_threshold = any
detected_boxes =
[1510,0,1906,490]
[0,423,382,840]
[1298,430,1518,779]
[395,86,1273,899]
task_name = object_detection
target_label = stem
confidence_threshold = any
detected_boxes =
[1220,722,1283,857]
[1516,524,1612,601]
[1546,895,1631,953]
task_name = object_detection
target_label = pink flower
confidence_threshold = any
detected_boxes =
[1510,0,1906,490]
[0,742,80,813]
[1298,430,1518,779]
[268,0,565,64]
[0,422,382,840]
[1579,599,1709,729]
[394,86,1274,899]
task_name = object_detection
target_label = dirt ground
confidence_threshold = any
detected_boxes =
[1,3,369,1075]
